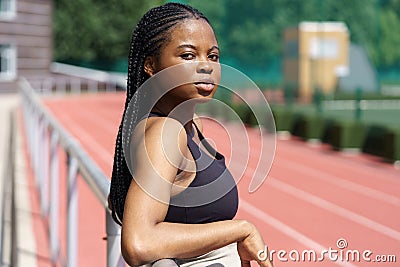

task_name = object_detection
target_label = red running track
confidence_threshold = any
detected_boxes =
[28,92,399,267]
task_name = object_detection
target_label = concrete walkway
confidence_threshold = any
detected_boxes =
[0,94,38,267]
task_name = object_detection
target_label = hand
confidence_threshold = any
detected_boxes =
[237,223,273,267]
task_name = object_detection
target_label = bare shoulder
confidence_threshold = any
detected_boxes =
[132,116,187,153]
[130,117,187,173]
[123,116,189,208]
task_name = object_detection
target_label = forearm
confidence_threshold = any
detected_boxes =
[122,219,252,265]
[155,219,250,258]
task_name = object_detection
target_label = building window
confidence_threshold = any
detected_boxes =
[309,37,339,59]
[0,44,17,81]
[0,0,16,20]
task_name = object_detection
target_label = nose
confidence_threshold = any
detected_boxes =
[196,61,213,74]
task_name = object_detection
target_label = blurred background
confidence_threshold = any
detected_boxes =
[0,0,399,267]
[48,0,400,160]
[52,0,400,160]
[53,0,400,91]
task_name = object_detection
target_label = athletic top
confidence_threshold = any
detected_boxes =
[147,112,238,224]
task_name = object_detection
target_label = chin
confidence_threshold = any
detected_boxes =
[195,97,213,104]
[197,90,215,100]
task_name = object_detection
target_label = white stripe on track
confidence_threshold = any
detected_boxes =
[268,178,400,242]
[240,200,358,267]
[226,122,399,204]
[231,157,400,242]
[280,160,400,206]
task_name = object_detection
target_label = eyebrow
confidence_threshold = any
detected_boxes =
[176,44,220,52]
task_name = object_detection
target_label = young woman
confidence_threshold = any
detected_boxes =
[109,3,273,267]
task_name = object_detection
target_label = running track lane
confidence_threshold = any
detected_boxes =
[33,92,399,267]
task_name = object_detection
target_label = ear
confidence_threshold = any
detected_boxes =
[144,56,157,77]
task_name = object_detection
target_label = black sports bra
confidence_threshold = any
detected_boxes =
[147,112,238,224]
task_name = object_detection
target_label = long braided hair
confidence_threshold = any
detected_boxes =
[109,3,210,226]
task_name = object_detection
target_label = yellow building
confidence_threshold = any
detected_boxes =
[283,22,349,102]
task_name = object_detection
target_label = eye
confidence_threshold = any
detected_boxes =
[181,53,195,60]
[208,53,220,62]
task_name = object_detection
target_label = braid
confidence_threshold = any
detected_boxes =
[109,3,209,225]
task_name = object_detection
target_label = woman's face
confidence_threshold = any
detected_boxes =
[145,18,220,104]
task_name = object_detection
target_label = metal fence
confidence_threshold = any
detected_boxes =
[0,112,17,267]
[19,78,125,267]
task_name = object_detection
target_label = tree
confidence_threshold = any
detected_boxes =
[186,0,398,75]
[53,0,400,73]
[378,8,400,66]
[53,0,163,62]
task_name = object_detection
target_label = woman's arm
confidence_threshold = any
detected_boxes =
[121,117,271,266]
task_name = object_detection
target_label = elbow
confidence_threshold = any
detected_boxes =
[121,236,154,266]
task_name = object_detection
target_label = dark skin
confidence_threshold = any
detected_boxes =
[121,18,273,267]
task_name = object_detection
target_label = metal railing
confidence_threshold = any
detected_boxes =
[25,62,128,95]
[0,112,16,267]
[19,78,125,267]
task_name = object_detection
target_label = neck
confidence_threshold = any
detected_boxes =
[152,98,197,130]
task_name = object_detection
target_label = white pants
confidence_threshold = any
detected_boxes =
[144,243,241,267]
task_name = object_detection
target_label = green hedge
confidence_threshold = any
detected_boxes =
[363,125,388,157]
[328,121,367,150]
[291,114,325,140]
[271,107,295,132]
[199,103,400,162]
[321,119,336,144]
[385,129,400,161]
[230,103,253,125]
[361,125,400,161]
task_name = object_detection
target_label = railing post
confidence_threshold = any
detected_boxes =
[355,87,362,121]
[37,115,43,211]
[27,100,33,155]
[67,155,79,267]
[55,78,67,94]
[106,211,125,267]
[71,78,81,94]
[10,112,18,267]
[50,132,60,264]
[39,117,49,216]
[32,109,39,187]
[0,112,15,267]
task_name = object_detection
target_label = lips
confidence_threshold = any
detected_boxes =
[194,78,215,92]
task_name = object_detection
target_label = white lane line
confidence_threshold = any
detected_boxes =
[218,129,400,242]
[240,200,358,267]
[280,159,400,207]
[269,177,400,242]
[278,137,400,180]
[224,123,399,205]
